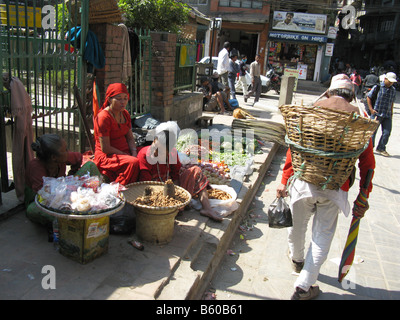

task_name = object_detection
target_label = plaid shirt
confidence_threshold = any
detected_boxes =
[368,82,396,118]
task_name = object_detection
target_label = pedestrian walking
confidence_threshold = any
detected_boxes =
[217,41,231,87]
[245,54,261,105]
[276,74,376,300]
[350,69,362,98]
[367,72,397,157]
[237,54,249,101]
[228,53,240,100]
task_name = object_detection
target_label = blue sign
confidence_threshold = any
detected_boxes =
[268,31,327,43]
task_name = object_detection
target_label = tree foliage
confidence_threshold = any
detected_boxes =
[118,0,190,33]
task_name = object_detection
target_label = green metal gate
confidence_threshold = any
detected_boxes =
[0,0,89,199]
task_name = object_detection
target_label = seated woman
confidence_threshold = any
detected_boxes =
[137,121,223,222]
[93,83,140,185]
[25,134,100,232]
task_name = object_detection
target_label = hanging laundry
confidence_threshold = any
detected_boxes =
[6,75,34,202]
[67,27,106,72]
[118,24,133,81]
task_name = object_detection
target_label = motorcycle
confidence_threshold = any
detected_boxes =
[264,67,281,94]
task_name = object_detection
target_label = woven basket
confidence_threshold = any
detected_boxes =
[279,104,379,190]
[123,182,192,245]
[67,0,123,25]
[123,181,191,214]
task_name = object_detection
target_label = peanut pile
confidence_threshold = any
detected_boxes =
[207,188,232,200]
[132,188,189,207]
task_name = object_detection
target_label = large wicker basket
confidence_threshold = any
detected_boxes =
[67,0,123,25]
[279,104,379,190]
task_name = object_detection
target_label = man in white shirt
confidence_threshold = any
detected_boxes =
[245,54,262,105]
[217,42,231,87]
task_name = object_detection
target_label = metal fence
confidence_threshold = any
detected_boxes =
[174,38,197,93]
[0,0,89,198]
[125,28,152,116]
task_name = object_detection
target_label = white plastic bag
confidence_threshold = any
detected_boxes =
[209,184,239,217]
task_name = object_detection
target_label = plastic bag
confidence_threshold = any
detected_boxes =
[208,184,239,217]
[267,197,293,228]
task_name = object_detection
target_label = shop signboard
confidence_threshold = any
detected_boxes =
[325,43,334,57]
[272,11,327,35]
[268,32,327,44]
[297,64,308,80]
[284,68,299,91]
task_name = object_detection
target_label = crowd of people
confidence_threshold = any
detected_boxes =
[199,41,263,114]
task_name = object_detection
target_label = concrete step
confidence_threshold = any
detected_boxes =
[156,142,280,300]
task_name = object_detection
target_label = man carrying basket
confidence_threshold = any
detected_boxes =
[276,74,376,300]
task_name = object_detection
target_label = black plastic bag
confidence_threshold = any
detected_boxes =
[267,197,293,228]
[110,202,136,234]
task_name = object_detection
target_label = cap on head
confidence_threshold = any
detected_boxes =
[329,74,354,92]
[385,72,397,83]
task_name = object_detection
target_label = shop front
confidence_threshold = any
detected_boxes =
[267,11,329,82]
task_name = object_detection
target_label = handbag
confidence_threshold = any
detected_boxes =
[267,197,293,228]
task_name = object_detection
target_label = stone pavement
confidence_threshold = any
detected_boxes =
[1,80,399,301]
[209,86,400,300]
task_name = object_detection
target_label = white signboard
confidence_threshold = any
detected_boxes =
[297,64,308,80]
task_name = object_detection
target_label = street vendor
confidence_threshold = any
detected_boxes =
[275,74,376,300]
[137,121,223,222]
[25,134,100,238]
[93,83,140,185]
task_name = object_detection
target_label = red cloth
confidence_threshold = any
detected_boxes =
[101,83,129,110]
[281,138,375,194]
[93,108,139,185]
[25,152,82,193]
[137,145,181,182]
[137,146,209,196]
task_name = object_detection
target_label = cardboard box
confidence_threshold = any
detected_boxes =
[58,216,109,264]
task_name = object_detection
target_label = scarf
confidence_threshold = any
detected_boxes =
[101,83,130,110]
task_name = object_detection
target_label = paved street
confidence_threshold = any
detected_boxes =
[208,88,400,300]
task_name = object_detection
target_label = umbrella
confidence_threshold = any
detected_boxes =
[338,169,374,283]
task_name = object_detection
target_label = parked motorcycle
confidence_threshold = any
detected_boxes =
[264,67,281,94]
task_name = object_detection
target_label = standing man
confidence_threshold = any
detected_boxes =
[237,54,249,102]
[276,74,375,300]
[217,42,231,87]
[367,72,397,157]
[245,54,262,106]
[228,53,240,100]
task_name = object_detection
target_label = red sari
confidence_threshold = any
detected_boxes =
[93,108,139,185]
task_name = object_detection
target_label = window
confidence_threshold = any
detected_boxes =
[219,0,263,9]
[185,0,208,5]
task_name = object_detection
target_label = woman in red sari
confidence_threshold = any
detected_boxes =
[93,83,139,185]
[137,121,223,222]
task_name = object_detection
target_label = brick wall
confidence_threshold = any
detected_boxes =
[90,23,123,102]
[150,32,177,122]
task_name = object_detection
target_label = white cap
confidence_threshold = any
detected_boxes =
[329,73,354,92]
[385,72,397,83]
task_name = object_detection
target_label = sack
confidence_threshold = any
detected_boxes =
[267,197,293,228]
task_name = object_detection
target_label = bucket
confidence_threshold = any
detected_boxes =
[135,207,178,245]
